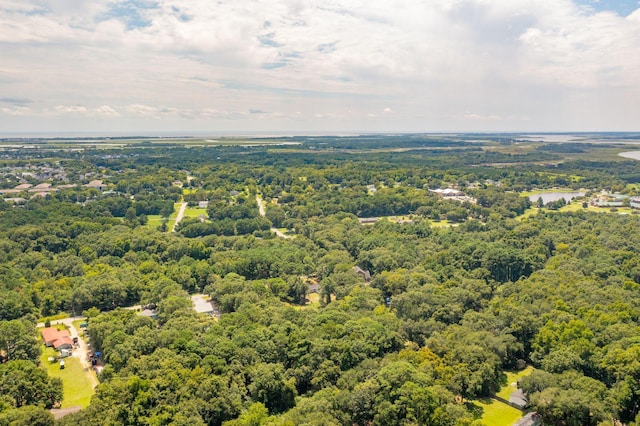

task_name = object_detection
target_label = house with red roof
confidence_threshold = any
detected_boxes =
[41,327,74,350]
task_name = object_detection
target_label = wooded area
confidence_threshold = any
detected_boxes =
[1,134,640,425]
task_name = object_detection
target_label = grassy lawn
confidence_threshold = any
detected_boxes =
[305,293,321,308]
[170,203,180,219]
[72,319,86,332]
[429,219,456,228]
[519,187,586,197]
[518,201,637,218]
[40,346,95,408]
[144,204,180,231]
[145,214,166,230]
[559,201,634,215]
[497,366,535,400]
[517,207,540,221]
[468,398,523,426]
[38,313,71,323]
[184,207,207,219]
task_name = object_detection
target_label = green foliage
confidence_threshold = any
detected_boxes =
[3,137,640,424]
[0,361,62,409]
[0,405,54,426]
[0,319,41,363]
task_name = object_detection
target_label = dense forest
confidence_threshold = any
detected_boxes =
[1,134,640,425]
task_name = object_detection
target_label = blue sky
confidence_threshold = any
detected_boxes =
[1,0,639,134]
[575,0,640,15]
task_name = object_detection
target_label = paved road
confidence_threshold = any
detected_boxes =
[256,195,291,239]
[172,202,188,232]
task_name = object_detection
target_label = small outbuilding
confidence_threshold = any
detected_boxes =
[84,180,104,190]
[509,389,529,409]
[353,266,372,282]
[191,294,215,315]
[139,308,159,319]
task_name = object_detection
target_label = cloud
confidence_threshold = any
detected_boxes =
[0,106,32,116]
[125,104,159,117]
[0,0,639,132]
[464,113,503,121]
[0,97,32,105]
[94,105,120,116]
[54,105,88,114]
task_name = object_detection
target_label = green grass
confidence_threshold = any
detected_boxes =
[519,187,586,197]
[38,312,71,323]
[468,398,523,426]
[518,200,636,219]
[497,366,535,400]
[40,346,95,408]
[559,201,633,215]
[144,215,165,230]
[516,207,540,221]
[184,207,207,219]
[143,204,180,231]
[72,319,87,334]
[429,219,456,228]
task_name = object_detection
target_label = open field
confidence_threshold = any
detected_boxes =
[143,206,181,231]
[559,202,635,215]
[468,398,523,426]
[145,214,164,229]
[40,346,95,408]
[38,313,71,323]
[497,366,535,400]
[429,219,456,228]
[358,216,455,227]
[519,187,587,197]
[184,207,207,219]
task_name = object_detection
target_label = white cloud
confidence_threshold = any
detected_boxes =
[1,0,639,132]
[125,104,159,117]
[94,105,120,116]
[464,113,502,121]
[0,106,32,116]
[54,105,88,114]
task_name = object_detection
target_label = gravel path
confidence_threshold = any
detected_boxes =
[172,202,188,232]
[256,195,291,239]
[38,318,98,389]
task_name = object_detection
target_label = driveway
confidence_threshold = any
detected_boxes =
[256,195,291,239]
[172,202,188,232]
[38,317,98,389]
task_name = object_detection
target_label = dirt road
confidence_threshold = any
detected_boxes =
[256,195,291,239]
[38,318,98,389]
[172,202,187,232]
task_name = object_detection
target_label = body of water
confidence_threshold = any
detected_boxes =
[528,191,586,204]
[619,151,640,161]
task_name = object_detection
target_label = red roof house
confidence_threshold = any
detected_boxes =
[42,327,71,349]
[53,337,74,350]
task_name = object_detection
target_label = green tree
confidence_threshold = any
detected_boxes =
[248,363,297,414]
[0,361,63,409]
[0,405,54,426]
[0,319,41,363]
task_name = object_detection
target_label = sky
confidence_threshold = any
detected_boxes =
[1,0,640,135]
